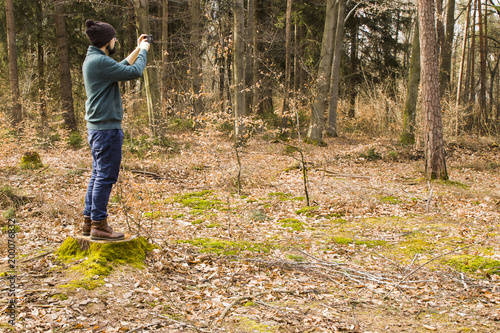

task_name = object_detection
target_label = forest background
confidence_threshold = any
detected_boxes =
[1,0,500,332]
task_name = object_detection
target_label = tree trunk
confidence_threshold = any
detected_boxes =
[5,0,22,125]
[190,0,203,115]
[161,0,169,109]
[233,0,246,142]
[54,2,77,131]
[419,0,448,180]
[246,0,255,113]
[456,0,472,108]
[478,0,487,130]
[326,0,347,137]
[36,0,47,124]
[347,14,359,118]
[306,0,337,144]
[281,0,293,130]
[435,0,445,54]
[135,0,162,137]
[401,17,420,145]
[439,0,455,97]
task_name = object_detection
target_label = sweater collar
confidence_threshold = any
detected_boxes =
[87,45,107,55]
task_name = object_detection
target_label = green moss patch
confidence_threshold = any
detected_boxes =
[268,192,304,202]
[235,317,278,332]
[333,236,387,248]
[172,190,224,213]
[178,238,273,255]
[444,255,500,276]
[280,218,305,232]
[56,236,155,290]
[379,196,401,204]
[295,206,318,215]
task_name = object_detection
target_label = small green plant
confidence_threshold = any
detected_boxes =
[359,148,382,161]
[68,131,83,149]
[20,152,43,170]
[110,194,122,204]
[3,207,16,219]
[386,151,399,161]
[168,118,194,131]
[1,224,20,233]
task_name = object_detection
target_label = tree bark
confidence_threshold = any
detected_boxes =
[36,0,47,124]
[161,0,169,109]
[419,0,448,180]
[456,0,472,109]
[439,0,455,97]
[246,0,255,113]
[5,0,22,125]
[54,1,77,131]
[326,0,347,137]
[435,0,445,54]
[281,0,293,130]
[233,0,246,142]
[478,0,487,130]
[401,17,420,145]
[190,0,203,115]
[306,0,337,144]
[135,0,162,137]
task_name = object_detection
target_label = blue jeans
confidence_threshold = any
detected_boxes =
[83,129,123,221]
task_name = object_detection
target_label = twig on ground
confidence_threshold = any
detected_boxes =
[315,169,371,179]
[383,245,473,299]
[153,313,211,332]
[131,169,168,180]
[21,249,55,263]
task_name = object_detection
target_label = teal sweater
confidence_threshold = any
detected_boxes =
[83,46,148,130]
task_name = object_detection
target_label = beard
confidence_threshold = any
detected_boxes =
[106,44,116,55]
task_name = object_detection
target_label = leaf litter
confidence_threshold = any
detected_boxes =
[0,133,499,332]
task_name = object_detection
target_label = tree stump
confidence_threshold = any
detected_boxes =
[74,233,137,251]
[56,234,154,289]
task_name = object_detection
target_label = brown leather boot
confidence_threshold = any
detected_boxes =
[82,216,92,236]
[90,219,125,241]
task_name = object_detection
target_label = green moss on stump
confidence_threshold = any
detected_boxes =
[56,236,154,290]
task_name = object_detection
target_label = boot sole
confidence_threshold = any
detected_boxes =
[82,233,90,236]
[90,236,125,241]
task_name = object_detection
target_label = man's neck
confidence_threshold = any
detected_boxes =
[100,45,109,56]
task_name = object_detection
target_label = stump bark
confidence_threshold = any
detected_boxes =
[74,233,137,251]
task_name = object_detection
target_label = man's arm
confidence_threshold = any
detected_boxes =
[125,47,141,65]
[124,34,150,65]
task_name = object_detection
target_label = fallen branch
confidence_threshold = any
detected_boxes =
[383,244,473,299]
[153,313,211,333]
[216,289,307,325]
[21,249,55,263]
[315,169,371,179]
[131,169,168,180]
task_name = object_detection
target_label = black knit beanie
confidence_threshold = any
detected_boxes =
[85,19,116,48]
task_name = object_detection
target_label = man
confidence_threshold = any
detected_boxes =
[82,19,150,240]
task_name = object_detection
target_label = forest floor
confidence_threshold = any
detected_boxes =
[1,129,500,332]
